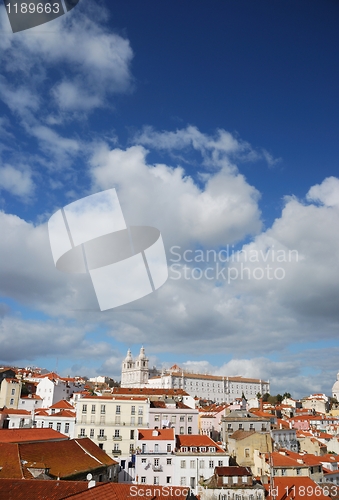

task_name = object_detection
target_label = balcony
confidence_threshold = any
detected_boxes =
[78,434,87,438]
[152,465,163,472]
[113,436,122,441]
[97,435,107,441]
[112,449,122,455]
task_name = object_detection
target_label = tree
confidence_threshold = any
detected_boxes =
[262,393,270,402]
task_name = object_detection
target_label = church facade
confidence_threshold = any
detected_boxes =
[121,348,270,403]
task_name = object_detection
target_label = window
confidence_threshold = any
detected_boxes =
[51,409,55,415]
[113,443,120,451]
[82,404,87,413]
[130,444,134,452]
[114,429,120,437]
[154,477,159,485]
[296,468,301,475]
[90,428,94,438]
[49,422,53,429]
[180,416,185,422]
[281,469,286,476]
[56,422,61,432]
[142,458,146,463]
[191,447,197,452]
[199,460,205,468]
[99,429,105,437]
[141,477,146,483]
[242,476,248,483]
[10,399,14,405]
[188,426,192,434]
[200,447,206,452]
[166,476,172,484]
[190,460,195,469]
[180,426,184,434]
[131,405,136,414]
[180,477,186,486]
[116,405,121,414]
[188,416,193,422]
[91,405,96,413]
[138,406,143,415]
[154,414,160,421]
[181,447,188,452]
[171,415,176,423]
[209,460,214,468]
[228,423,232,429]
[138,417,143,425]
[245,448,250,458]
[239,423,243,429]
[218,460,223,466]
[80,428,85,436]
[101,405,106,414]
[115,416,121,424]
[130,430,134,439]
[154,444,159,453]
[167,458,172,465]
[11,388,15,395]
[154,458,159,466]
[180,460,186,469]
[167,444,171,452]
[232,476,238,484]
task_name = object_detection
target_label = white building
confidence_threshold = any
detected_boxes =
[121,349,269,403]
[35,373,84,407]
[135,429,229,494]
[149,399,199,435]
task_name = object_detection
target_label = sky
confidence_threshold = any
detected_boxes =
[0,0,338,398]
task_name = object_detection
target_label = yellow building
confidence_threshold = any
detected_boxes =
[0,378,21,409]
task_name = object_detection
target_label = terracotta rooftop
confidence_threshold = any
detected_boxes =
[0,438,117,480]
[50,400,74,409]
[138,428,175,441]
[0,428,68,443]
[264,477,330,499]
[216,466,252,476]
[111,388,189,396]
[176,435,225,452]
[63,483,192,500]
[0,479,88,499]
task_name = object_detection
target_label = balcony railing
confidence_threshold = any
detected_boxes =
[113,436,122,440]
[152,465,163,472]
[78,434,87,438]
[97,435,107,441]
[112,449,122,455]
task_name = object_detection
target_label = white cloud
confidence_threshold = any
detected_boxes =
[89,142,262,247]
[133,125,281,168]
[307,176,339,207]
[0,164,35,198]
[0,1,133,114]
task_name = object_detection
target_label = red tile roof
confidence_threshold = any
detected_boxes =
[111,388,189,396]
[50,400,74,409]
[176,435,225,452]
[216,466,252,476]
[0,428,68,443]
[138,428,175,441]
[0,438,117,480]
[0,479,88,500]
[64,483,191,500]
[264,477,330,499]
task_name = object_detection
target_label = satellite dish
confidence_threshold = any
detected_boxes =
[86,473,93,481]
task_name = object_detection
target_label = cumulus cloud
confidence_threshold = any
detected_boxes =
[89,142,262,247]
[0,164,35,198]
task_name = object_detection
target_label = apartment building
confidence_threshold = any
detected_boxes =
[74,395,149,472]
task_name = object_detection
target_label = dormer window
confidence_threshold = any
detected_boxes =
[209,447,216,452]
[200,447,206,452]
[190,447,197,452]
[181,447,188,452]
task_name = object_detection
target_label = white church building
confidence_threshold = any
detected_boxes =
[121,348,269,404]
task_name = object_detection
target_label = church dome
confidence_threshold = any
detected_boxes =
[124,349,132,362]
[332,373,339,398]
[138,346,146,360]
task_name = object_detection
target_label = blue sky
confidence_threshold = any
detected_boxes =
[0,0,338,398]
